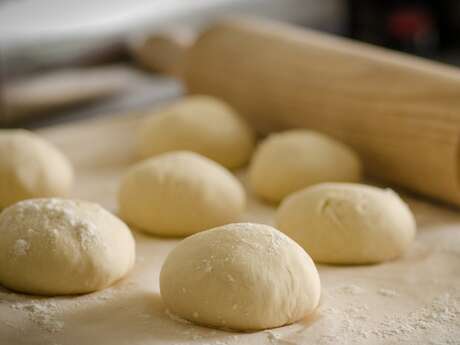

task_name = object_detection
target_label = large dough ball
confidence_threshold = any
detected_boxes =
[0,198,135,295]
[0,130,74,209]
[276,183,416,264]
[160,223,321,331]
[248,130,361,203]
[138,95,255,169]
[118,151,245,236]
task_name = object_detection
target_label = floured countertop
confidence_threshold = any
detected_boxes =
[0,113,459,345]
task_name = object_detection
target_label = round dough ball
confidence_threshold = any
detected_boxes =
[138,95,255,169]
[248,130,361,203]
[0,198,135,295]
[276,183,416,264]
[160,223,320,331]
[0,129,74,209]
[118,151,245,236]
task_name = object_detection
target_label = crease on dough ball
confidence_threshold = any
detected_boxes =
[248,130,362,203]
[118,151,246,236]
[0,129,74,209]
[0,198,135,295]
[138,95,255,169]
[160,222,321,331]
[276,183,416,264]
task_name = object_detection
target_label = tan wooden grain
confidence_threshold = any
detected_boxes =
[183,18,460,206]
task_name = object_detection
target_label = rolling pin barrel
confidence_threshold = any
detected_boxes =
[182,19,460,206]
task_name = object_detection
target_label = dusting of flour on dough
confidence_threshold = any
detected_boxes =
[1,198,103,254]
[12,239,29,256]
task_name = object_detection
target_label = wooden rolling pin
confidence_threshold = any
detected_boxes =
[133,18,460,206]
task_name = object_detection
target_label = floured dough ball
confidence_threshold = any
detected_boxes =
[118,151,245,236]
[160,223,320,331]
[138,95,255,169]
[276,183,416,264]
[0,198,135,295]
[0,129,73,209]
[248,130,361,203]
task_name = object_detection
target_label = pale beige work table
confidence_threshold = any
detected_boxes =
[0,113,459,345]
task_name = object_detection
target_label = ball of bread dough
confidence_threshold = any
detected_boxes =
[118,151,245,236]
[276,183,416,264]
[0,130,73,209]
[0,198,135,295]
[248,130,361,203]
[160,223,320,331]
[138,95,255,169]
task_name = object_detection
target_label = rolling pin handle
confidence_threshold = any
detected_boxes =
[129,29,195,78]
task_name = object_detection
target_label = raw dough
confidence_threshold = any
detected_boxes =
[160,222,321,331]
[276,183,416,264]
[0,198,135,295]
[138,95,255,169]
[248,130,361,203]
[118,151,245,236]
[0,129,73,209]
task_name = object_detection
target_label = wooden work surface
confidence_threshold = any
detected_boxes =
[0,112,459,345]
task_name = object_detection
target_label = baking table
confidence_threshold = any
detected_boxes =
[0,112,459,345]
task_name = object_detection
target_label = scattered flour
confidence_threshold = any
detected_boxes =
[372,292,460,341]
[318,303,370,342]
[266,330,298,345]
[10,300,63,333]
[336,284,366,296]
[164,309,242,345]
[2,282,130,334]
[317,290,460,344]
[378,288,399,297]
[164,308,191,325]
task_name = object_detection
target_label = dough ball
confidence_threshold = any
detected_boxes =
[138,95,255,169]
[0,198,135,295]
[0,129,74,209]
[118,151,245,236]
[276,183,416,264]
[160,223,320,331]
[248,130,361,203]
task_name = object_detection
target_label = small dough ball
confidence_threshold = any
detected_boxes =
[248,130,361,203]
[0,198,135,295]
[138,95,255,169]
[160,223,320,331]
[276,183,416,264]
[0,129,74,209]
[118,151,245,236]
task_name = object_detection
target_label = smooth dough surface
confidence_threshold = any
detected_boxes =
[138,95,255,169]
[276,183,416,264]
[248,130,361,203]
[160,223,321,331]
[0,198,135,295]
[0,130,74,209]
[118,151,245,236]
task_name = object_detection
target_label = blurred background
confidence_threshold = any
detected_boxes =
[0,0,459,128]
